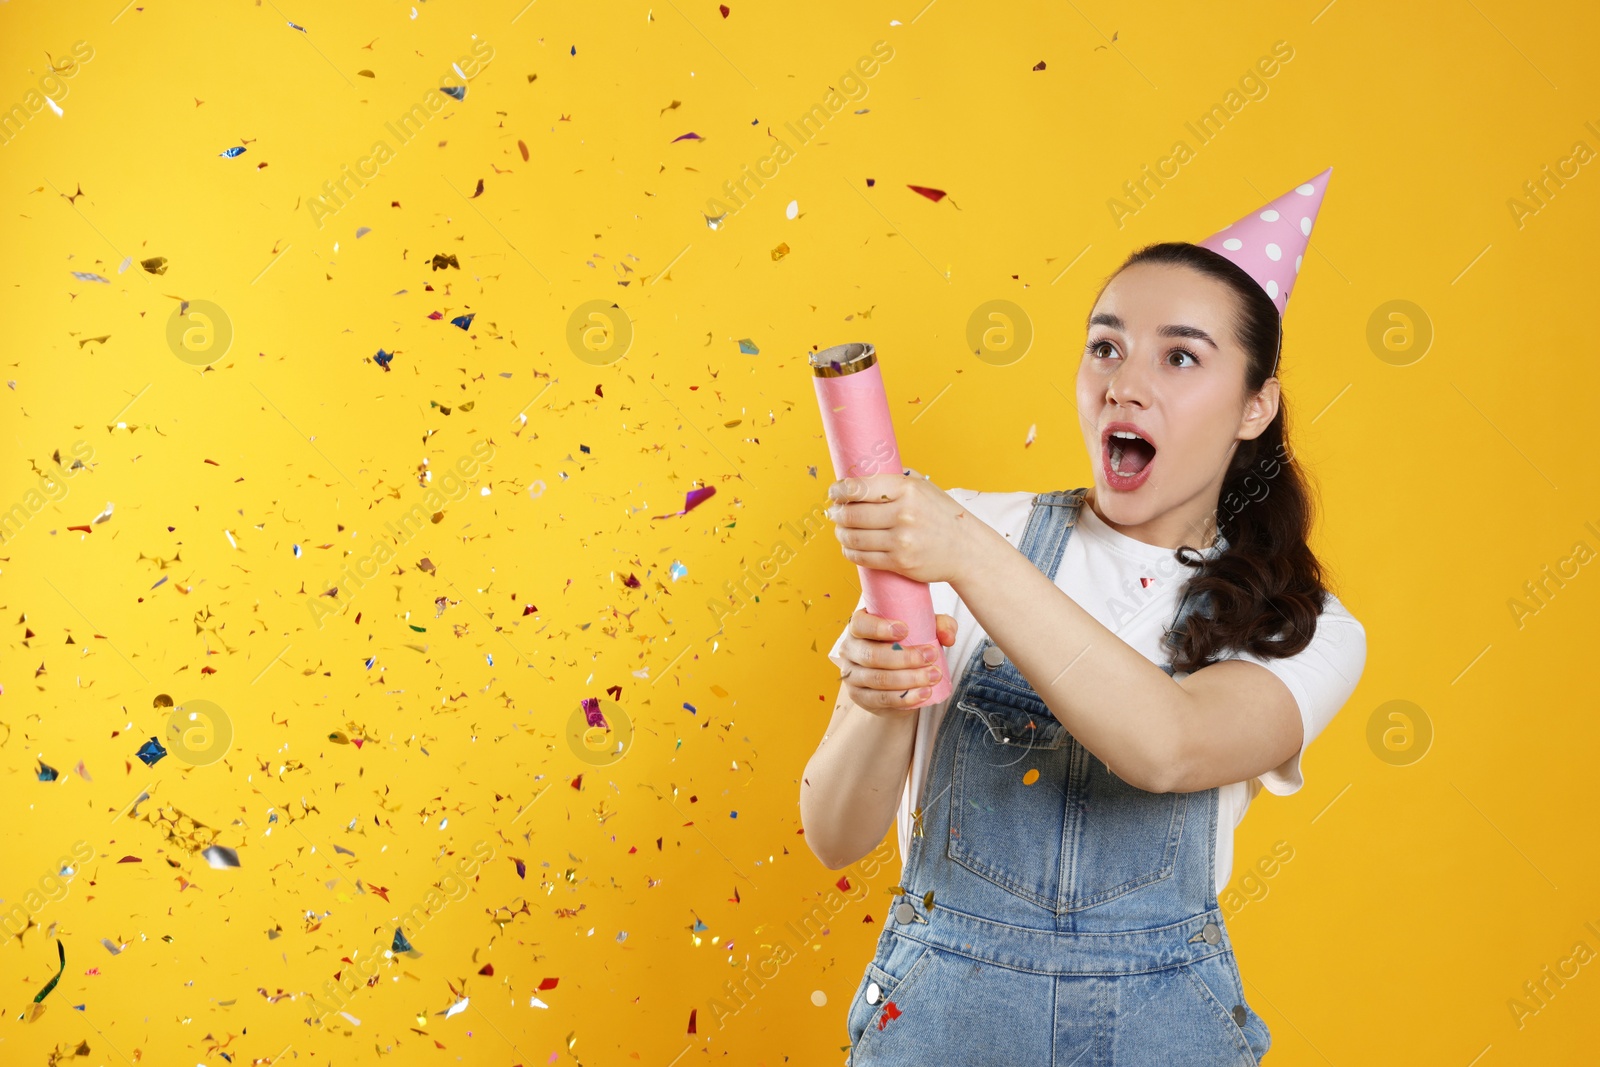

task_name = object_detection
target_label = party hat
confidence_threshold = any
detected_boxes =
[1198,167,1332,318]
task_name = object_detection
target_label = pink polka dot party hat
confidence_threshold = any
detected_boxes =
[1197,167,1332,318]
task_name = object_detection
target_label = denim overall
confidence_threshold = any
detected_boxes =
[844,488,1273,1066]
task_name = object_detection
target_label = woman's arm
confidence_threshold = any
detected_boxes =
[799,681,917,870]
[952,522,1300,794]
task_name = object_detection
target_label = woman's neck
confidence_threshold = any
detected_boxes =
[1084,488,1220,552]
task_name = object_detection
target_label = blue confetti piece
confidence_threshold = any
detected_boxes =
[364,657,376,670]
[37,760,59,782]
[286,20,307,32]
[683,701,697,713]
[151,576,168,589]
[450,312,475,331]
[135,736,167,767]
[292,544,302,557]
[692,918,707,932]
[730,811,738,818]
[513,858,526,878]
[486,653,493,666]
[669,561,687,581]
[374,348,394,369]
[738,338,759,354]
[440,84,466,101]
[570,45,576,56]
[579,444,591,454]
[392,928,414,953]
[219,146,246,158]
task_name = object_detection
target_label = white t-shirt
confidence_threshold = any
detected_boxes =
[827,487,1368,896]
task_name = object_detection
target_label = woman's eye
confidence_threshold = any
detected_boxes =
[1087,340,1116,359]
[1169,349,1198,367]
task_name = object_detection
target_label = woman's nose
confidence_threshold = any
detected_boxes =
[1106,365,1149,406]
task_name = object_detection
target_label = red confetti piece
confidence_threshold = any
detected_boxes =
[538,977,559,990]
[650,485,715,520]
[67,525,92,533]
[908,185,947,202]
[719,3,730,15]
[478,964,494,975]
[687,1007,697,1034]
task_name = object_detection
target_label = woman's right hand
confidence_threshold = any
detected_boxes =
[837,610,959,714]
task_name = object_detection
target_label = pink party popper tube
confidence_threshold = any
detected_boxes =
[810,343,953,708]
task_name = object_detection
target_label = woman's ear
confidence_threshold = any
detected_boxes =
[1239,377,1281,440]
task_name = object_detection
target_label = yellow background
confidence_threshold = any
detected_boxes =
[3,0,1599,1063]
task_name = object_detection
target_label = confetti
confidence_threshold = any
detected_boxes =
[441,84,466,101]
[737,338,759,354]
[671,132,703,142]
[219,146,247,158]
[70,271,110,284]
[36,760,59,782]
[21,940,66,1022]
[908,184,948,202]
[649,485,716,519]
[135,736,167,766]
[202,845,241,869]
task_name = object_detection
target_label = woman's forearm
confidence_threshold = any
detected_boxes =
[800,684,918,870]
[951,522,1187,793]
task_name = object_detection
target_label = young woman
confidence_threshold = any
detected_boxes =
[800,170,1367,1065]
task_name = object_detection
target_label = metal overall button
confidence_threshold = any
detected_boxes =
[981,644,1004,669]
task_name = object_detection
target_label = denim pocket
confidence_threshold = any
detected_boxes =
[844,935,936,1065]
[949,676,1186,913]
[1174,950,1263,1066]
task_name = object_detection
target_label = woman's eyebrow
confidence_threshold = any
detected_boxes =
[1087,312,1218,350]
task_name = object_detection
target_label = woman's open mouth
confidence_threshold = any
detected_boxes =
[1101,423,1157,491]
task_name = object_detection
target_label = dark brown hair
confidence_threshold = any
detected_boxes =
[1093,241,1333,673]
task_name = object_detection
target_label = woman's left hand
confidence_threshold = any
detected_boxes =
[826,469,987,586]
